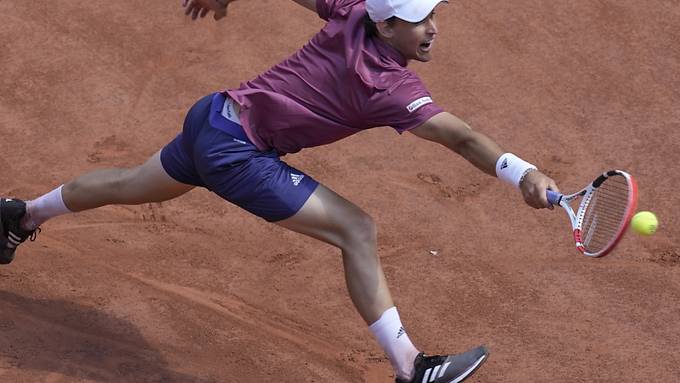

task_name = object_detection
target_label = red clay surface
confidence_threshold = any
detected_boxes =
[1,1,679,382]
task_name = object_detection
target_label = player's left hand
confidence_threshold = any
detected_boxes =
[519,170,559,209]
[182,0,233,21]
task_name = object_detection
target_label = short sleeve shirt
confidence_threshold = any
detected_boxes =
[226,0,444,154]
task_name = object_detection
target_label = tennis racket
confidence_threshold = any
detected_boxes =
[547,170,638,257]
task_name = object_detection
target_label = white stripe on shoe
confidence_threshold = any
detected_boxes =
[7,232,21,247]
[430,365,441,382]
[438,362,451,378]
[421,368,432,383]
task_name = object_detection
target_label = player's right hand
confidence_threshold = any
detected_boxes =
[182,0,233,21]
[519,170,559,210]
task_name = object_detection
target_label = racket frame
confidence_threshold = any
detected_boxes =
[547,170,638,257]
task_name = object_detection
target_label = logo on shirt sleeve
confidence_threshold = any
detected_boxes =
[406,96,433,113]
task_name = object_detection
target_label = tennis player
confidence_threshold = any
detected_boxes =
[2,0,559,381]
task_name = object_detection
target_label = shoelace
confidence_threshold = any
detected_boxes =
[29,227,41,241]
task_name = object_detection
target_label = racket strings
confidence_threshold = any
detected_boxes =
[580,176,631,253]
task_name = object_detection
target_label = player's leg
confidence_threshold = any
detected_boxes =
[275,184,488,383]
[0,150,195,264]
[1,94,213,264]
[276,184,393,324]
[275,184,419,379]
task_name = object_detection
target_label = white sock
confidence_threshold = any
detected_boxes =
[21,185,72,231]
[369,307,420,380]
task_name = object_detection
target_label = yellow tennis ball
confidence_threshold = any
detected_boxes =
[631,211,658,236]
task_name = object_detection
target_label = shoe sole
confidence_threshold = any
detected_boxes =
[448,350,489,383]
[0,246,15,264]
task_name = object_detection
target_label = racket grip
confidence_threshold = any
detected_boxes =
[546,190,563,205]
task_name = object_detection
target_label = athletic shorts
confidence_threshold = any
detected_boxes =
[160,93,319,222]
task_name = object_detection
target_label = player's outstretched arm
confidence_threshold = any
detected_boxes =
[410,112,558,209]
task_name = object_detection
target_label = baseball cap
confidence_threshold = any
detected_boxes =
[366,0,448,23]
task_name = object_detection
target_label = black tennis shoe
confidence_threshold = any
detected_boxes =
[396,345,488,383]
[1,198,38,264]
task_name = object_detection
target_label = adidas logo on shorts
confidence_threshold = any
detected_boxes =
[290,173,304,186]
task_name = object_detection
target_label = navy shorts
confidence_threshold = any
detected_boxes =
[160,93,319,222]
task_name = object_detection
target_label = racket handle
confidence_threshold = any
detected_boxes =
[546,190,563,205]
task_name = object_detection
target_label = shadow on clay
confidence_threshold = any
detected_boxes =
[0,290,216,383]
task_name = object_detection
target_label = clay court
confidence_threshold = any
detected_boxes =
[1,1,679,382]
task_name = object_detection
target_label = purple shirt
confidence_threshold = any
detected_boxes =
[225,0,444,154]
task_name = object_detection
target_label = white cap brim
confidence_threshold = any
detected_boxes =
[394,0,447,23]
[367,0,448,23]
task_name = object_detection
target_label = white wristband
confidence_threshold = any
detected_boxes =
[495,153,537,188]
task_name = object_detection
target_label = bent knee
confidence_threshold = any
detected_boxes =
[340,213,377,251]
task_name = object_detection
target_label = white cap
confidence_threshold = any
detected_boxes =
[366,0,447,23]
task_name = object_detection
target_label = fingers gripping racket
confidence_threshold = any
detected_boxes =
[547,170,638,257]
